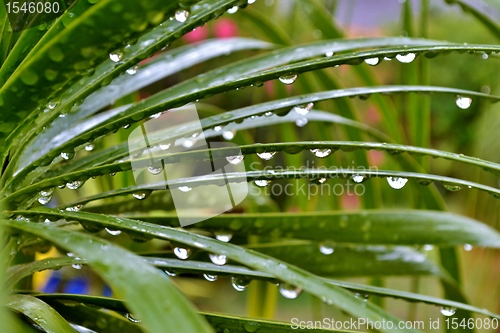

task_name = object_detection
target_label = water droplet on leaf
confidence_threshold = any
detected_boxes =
[279,283,302,299]
[319,243,334,255]
[256,151,276,160]
[178,186,192,192]
[364,57,379,66]
[231,276,251,291]
[126,66,138,75]
[203,274,218,281]
[227,6,238,13]
[310,148,332,158]
[109,51,123,62]
[175,9,189,22]
[66,180,84,190]
[352,174,364,183]
[132,191,151,200]
[254,179,271,187]
[440,306,456,316]
[396,53,416,63]
[209,253,227,265]
[387,177,408,189]
[455,95,472,109]
[174,247,191,260]
[226,154,244,165]
[279,74,298,85]
[214,231,233,242]
[105,228,121,236]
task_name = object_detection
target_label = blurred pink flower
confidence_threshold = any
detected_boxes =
[341,193,360,210]
[214,18,238,38]
[183,26,209,43]
[368,150,385,167]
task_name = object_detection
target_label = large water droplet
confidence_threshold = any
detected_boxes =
[364,57,380,66]
[66,180,84,190]
[109,51,123,62]
[279,74,298,85]
[387,177,408,190]
[231,277,251,291]
[226,154,244,165]
[351,174,364,183]
[254,179,271,187]
[310,148,332,158]
[203,274,218,281]
[463,243,473,251]
[209,253,227,265]
[174,247,191,260]
[105,228,121,236]
[294,102,313,116]
[396,53,416,63]
[455,95,472,109]
[132,191,150,200]
[279,283,302,299]
[214,231,233,242]
[175,9,189,22]
[256,151,276,160]
[440,306,456,316]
